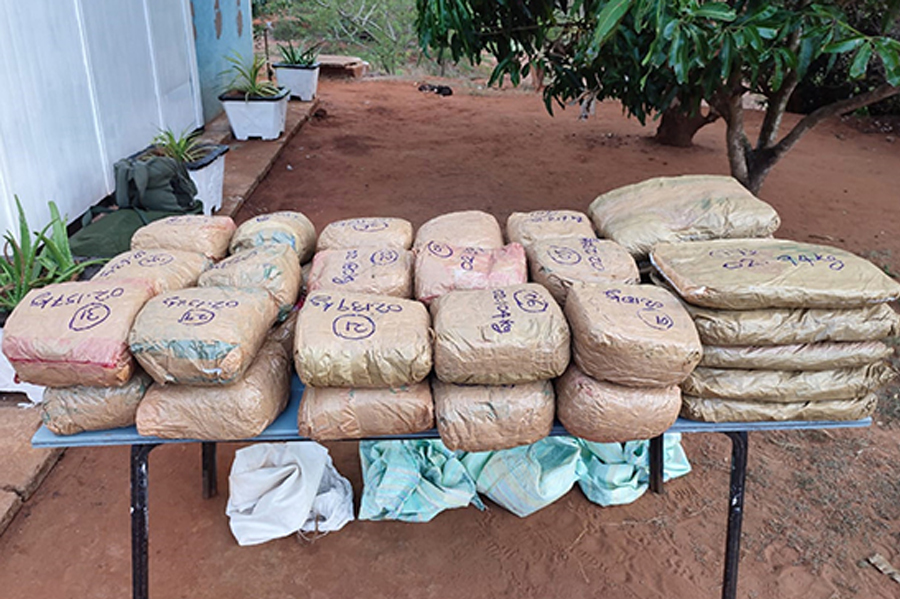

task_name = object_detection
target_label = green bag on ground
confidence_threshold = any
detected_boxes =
[68,208,199,258]
[114,155,199,213]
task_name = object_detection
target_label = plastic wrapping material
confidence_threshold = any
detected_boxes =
[2,280,157,387]
[307,247,414,298]
[650,238,900,309]
[588,175,780,259]
[294,291,432,388]
[415,242,527,304]
[683,363,895,402]
[230,211,317,262]
[316,217,413,251]
[131,215,236,259]
[92,248,212,294]
[505,210,594,247]
[565,283,701,387]
[41,371,152,435]
[700,340,893,371]
[197,245,301,316]
[527,237,640,305]
[135,337,291,439]
[681,394,878,422]
[129,286,279,385]
[432,379,555,452]
[413,210,503,251]
[298,382,434,440]
[431,283,570,385]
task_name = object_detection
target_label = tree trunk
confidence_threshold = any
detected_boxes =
[654,106,718,147]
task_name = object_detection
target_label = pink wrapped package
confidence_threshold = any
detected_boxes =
[414,242,527,304]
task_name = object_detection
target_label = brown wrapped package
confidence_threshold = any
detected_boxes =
[131,215,236,259]
[431,283,570,385]
[92,248,212,293]
[681,394,878,423]
[588,175,780,259]
[298,382,434,440]
[294,291,432,387]
[526,237,639,305]
[229,211,317,262]
[41,371,153,435]
[700,340,893,371]
[413,210,503,251]
[683,363,895,402]
[308,247,414,298]
[2,280,156,387]
[135,337,290,440]
[414,242,527,304]
[316,217,413,251]
[432,379,555,452]
[129,286,279,385]
[197,245,301,315]
[555,364,681,443]
[505,210,594,246]
[566,283,701,387]
[650,239,900,309]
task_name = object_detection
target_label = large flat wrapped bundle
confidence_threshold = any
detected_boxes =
[527,237,639,305]
[2,280,156,387]
[308,247,414,298]
[316,217,413,251]
[505,210,594,246]
[92,249,212,293]
[681,394,877,422]
[683,363,894,402]
[651,239,900,309]
[230,211,317,262]
[197,245,301,316]
[298,382,433,440]
[294,291,432,387]
[700,341,893,371]
[432,379,555,452]
[414,210,503,251]
[555,364,681,443]
[41,371,152,435]
[588,175,780,259]
[566,283,701,387]
[431,284,570,385]
[415,242,527,303]
[129,287,278,385]
[131,215,236,259]
[135,337,290,439]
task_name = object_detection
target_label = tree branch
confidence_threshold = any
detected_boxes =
[756,29,803,150]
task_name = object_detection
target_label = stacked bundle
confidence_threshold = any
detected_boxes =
[651,239,900,422]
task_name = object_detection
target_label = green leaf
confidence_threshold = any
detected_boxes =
[822,36,865,55]
[692,3,735,21]
[590,0,634,50]
[849,43,873,79]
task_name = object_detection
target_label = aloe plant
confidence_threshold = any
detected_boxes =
[277,41,322,67]
[152,127,204,163]
[222,52,282,99]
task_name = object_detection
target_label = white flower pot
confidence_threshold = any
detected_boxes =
[187,145,229,215]
[274,63,320,101]
[219,88,290,141]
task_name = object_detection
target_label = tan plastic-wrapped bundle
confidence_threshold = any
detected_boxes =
[229,211,317,262]
[41,371,153,435]
[527,237,640,305]
[131,215,236,259]
[307,247,414,298]
[431,283,570,385]
[681,394,878,422]
[294,291,432,387]
[555,364,681,443]
[135,337,290,440]
[129,286,279,385]
[415,242,527,303]
[92,249,212,293]
[432,379,555,451]
[413,210,503,251]
[197,245,301,315]
[316,217,413,251]
[588,175,781,259]
[298,382,434,440]
[565,283,701,387]
[650,239,900,309]
[699,341,893,371]
[2,280,156,387]
[505,210,594,246]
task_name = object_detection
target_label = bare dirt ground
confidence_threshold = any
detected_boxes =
[1,77,899,599]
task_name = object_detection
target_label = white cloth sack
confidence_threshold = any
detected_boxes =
[226,442,354,546]
[0,329,45,405]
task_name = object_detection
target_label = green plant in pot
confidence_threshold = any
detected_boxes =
[219,52,290,141]
[151,128,229,215]
[274,41,322,102]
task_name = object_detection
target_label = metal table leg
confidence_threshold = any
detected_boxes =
[649,434,665,494]
[131,444,159,600]
[201,442,217,499]
[722,431,749,599]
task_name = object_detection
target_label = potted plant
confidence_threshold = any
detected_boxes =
[152,128,229,215]
[273,41,322,102]
[218,52,290,141]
